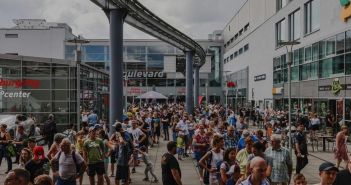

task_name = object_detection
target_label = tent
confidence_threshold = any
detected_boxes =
[136,91,168,99]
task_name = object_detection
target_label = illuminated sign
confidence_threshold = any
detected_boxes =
[123,71,164,79]
[340,0,351,22]
[0,79,40,89]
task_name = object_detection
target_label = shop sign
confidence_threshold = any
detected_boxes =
[127,87,146,94]
[340,0,351,22]
[346,84,351,90]
[318,85,332,91]
[332,78,343,95]
[254,74,266,81]
[123,71,164,79]
[0,91,31,98]
[0,79,40,89]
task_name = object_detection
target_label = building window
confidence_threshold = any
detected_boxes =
[234,34,238,40]
[276,19,286,47]
[234,51,238,58]
[244,23,250,32]
[224,59,227,63]
[277,0,287,12]
[239,48,243,55]
[244,44,249,52]
[239,29,243,36]
[224,44,227,48]
[304,0,320,35]
[230,37,234,43]
[319,56,344,78]
[5,34,18,38]
[230,54,234,60]
[304,46,312,63]
[346,30,351,53]
[289,9,300,41]
[336,32,345,55]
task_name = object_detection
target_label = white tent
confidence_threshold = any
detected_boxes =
[136,91,168,99]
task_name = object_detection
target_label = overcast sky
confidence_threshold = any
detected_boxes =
[0,0,245,39]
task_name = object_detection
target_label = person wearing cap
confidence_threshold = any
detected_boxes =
[237,130,258,151]
[313,162,338,185]
[334,158,351,185]
[25,146,50,183]
[83,126,105,185]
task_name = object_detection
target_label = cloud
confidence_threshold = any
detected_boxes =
[0,0,245,39]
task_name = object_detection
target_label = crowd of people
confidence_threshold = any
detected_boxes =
[1,103,351,185]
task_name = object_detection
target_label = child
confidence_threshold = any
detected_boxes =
[176,131,185,160]
[293,173,307,185]
[137,146,158,183]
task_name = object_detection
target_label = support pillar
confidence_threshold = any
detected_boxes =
[186,51,194,114]
[194,64,200,107]
[108,9,127,134]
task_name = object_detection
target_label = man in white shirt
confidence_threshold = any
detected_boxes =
[127,120,146,173]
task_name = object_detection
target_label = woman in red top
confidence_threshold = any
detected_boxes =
[192,124,210,181]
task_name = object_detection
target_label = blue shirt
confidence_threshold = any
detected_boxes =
[87,114,98,125]
[237,135,258,150]
[223,132,240,149]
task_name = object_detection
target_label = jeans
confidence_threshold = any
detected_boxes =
[296,156,308,174]
[144,164,157,180]
[172,131,178,142]
[163,126,169,140]
[56,177,76,185]
[0,145,12,172]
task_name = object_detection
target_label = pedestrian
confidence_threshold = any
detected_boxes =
[83,127,105,185]
[161,141,182,185]
[87,110,98,126]
[0,123,13,173]
[137,146,159,183]
[238,157,270,185]
[98,129,114,185]
[51,138,86,185]
[245,141,267,177]
[127,119,147,173]
[220,148,239,184]
[176,131,185,160]
[192,124,210,182]
[25,146,50,183]
[335,125,349,168]
[63,123,77,145]
[13,124,28,164]
[334,158,351,185]
[293,174,307,185]
[236,136,253,177]
[161,110,170,141]
[42,114,56,149]
[34,174,54,185]
[313,162,338,185]
[5,168,31,185]
[26,137,36,153]
[223,126,240,150]
[294,123,308,174]
[47,133,65,160]
[225,164,241,185]
[152,112,161,144]
[18,148,32,168]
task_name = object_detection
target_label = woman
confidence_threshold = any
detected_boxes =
[335,125,349,168]
[47,133,65,160]
[187,115,196,153]
[309,113,320,141]
[171,116,180,142]
[220,148,238,185]
[98,129,114,185]
[0,123,12,173]
[199,134,225,185]
[18,148,32,168]
[25,146,50,183]
[193,124,210,182]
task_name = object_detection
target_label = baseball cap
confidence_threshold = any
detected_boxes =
[319,162,339,172]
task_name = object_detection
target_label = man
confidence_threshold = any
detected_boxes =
[176,114,189,156]
[161,141,182,185]
[313,162,338,185]
[223,126,240,150]
[83,127,105,185]
[237,130,258,151]
[115,122,134,185]
[87,110,98,126]
[26,137,36,153]
[42,114,56,148]
[13,124,28,163]
[52,138,86,185]
[161,110,171,141]
[334,158,351,185]
[127,119,146,173]
[240,157,270,185]
[4,168,31,185]
[63,123,77,144]
[294,123,308,174]
[265,134,292,185]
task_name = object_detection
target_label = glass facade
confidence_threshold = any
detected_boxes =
[304,0,320,34]
[0,55,108,130]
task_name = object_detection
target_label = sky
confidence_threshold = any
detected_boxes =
[0,0,246,39]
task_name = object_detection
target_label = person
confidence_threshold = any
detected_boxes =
[309,113,320,142]
[115,122,134,185]
[4,168,31,185]
[176,114,189,156]
[225,164,241,185]
[312,162,338,185]
[161,141,182,185]
[51,138,86,185]
[161,110,170,141]
[18,148,32,168]
[246,141,267,177]
[127,119,146,173]
[236,136,253,177]
[335,125,349,168]
[294,123,308,174]
[237,130,258,151]
[293,173,307,185]
[98,130,114,185]
[87,110,98,126]
[13,124,28,164]
[220,148,239,184]
[42,114,57,149]
[83,127,105,185]
[223,126,240,150]
[137,146,159,182]
[63,123,77,145]
[152,112,161,144]
[0,123,12,173]
[25,146,50,183]
[265,134,292,185]
[334,158,351,185]
[47,133,66,160]
[192,124,210,182]
[26,137,36,153]
[34,174,54,185]
[176,131,185,160]
[239,157,270,185]
[199,134,224,185]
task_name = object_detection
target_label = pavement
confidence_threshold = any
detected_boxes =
[0,136,348,185]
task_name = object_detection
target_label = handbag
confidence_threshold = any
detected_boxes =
[6,143,16,157]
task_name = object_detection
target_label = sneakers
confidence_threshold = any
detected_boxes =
[143,178,150,181]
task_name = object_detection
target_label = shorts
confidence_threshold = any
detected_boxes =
[194,151,205,162]
[116,165,129,180]
[88,162,105,176]
[310,124,319,131]
[154,126,161,137]
[188,130,195,140]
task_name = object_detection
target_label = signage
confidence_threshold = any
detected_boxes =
[0,79,40,89]
[319,85,332,91]
[127,87,146,94]
[123,71,164,79]
[272,87,283,95]
[332,78,343,95]
[0,91,31,98]
[340,0,351,22]
[346,84,351,90]
[254,74,266,81]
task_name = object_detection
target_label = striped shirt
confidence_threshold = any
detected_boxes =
[265,146,292,183]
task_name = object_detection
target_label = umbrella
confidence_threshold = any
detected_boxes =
[136,91,168,99]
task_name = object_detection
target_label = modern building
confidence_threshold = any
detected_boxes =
[222,0,351,124]
[0,53,109,130]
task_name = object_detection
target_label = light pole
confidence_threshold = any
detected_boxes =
[223,70,231,118]
[279,40,300,156]
[67,35,89,131]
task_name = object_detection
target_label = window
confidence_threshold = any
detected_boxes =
[305,46,312,62]
[304,0,320,34]
[224,59,227,63]
[244,44,249,52]
[293,49,299,65]
[291,66,299,81]
[239,48,243,55]
[326,36,336,56]
[5,34,18,38]
[346,30,351,53]
[239,29,243,36]
[230,38,234,43]
[244,23,250,32]
[346,53,351,75]
[312,42,319,61]
[277,0,287,12]
[289,9,300,41]
[230,54,234,60]
[336,33,345,54]
[319,56,344,78]
[234,51,238,58]
[276,19,286,47]
[224,44,227,48]
[234,34,238,40]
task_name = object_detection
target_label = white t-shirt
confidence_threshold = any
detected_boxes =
[55,152,84,180]
[127,127,144,146]
[176,120,189,135]
[82,114,88,122]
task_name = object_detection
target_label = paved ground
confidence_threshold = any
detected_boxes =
[0,137,347,185]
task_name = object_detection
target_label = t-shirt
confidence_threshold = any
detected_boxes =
[117,132,133,166]
[127,127,144,147]
[87,114,98,125]
[236,149,250,175]
[25,158,50,182]
[83,138,104,164]
[152,117,161,128]
[161,153,181,185]
[54,151,84,180]
[294,131,308,155]
[176,120,189,135]
[333,169,351,185]
[193,134,209,153]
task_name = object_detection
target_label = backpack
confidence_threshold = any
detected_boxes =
[204,150,227,183]
[56,151,84,176]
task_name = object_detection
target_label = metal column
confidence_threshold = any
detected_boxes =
[186,51,194,114]
[194,64,200,107]
[108,9,127,134]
